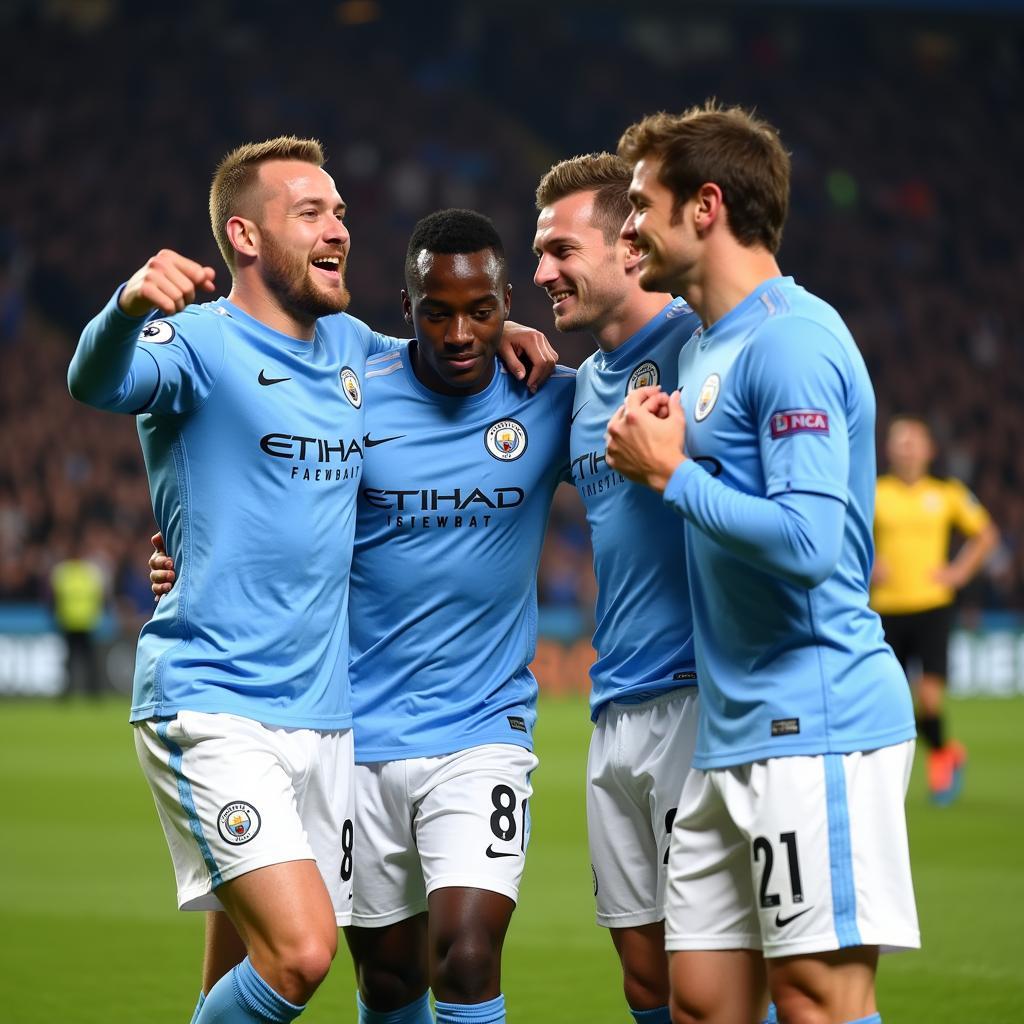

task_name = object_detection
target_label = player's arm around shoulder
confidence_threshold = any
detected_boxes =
[69,250,219,414]
[499,321,560,392]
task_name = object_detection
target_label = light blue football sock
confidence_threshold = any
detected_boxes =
[629,1006,671,1023]
[762,1002,779,1024]
[196,957,305,1023]
[190,992,206,1023]
[434,993,505,1024]
[357,991,433,1023]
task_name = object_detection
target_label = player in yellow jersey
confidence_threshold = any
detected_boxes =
[871,416,999,804]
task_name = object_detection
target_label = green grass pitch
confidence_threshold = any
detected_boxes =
[1,694,1022,1022]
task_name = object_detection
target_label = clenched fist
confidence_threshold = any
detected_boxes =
[119,249,217,318]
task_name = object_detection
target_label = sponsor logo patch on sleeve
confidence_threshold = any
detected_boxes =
[138,320,176,344]
[769,409,829,439]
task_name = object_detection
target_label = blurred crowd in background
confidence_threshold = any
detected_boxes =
[1,0,1021,636]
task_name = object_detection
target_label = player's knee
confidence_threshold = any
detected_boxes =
[432,933,501,1002]
[668,994,709,1024]
[276,932,337,1001]
[622,962,669,1011]
[769,986,828,1024]
[359,961,429,1009]
[670,980,739,1024]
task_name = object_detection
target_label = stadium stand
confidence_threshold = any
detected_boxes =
[1,1,1021,643]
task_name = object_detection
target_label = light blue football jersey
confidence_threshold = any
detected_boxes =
[349,346,575,762]
[664,277,914,769]
[71,290,397,730]
[572,297,701,720]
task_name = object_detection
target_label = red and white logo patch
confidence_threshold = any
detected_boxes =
[770,409,830,439]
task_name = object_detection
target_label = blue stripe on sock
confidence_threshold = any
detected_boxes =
[357,991,432,1024]
[233,957,304,1023]
[824,754,861,947]
[434,993,505,1024]
[154,720,222,888]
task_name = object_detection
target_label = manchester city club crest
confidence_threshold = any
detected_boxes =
[339,366,362,408]
[217,801,261,845]
[626,360,660,394]
[694,373,721,422]
[485,418,528,461]
[138,320,175,344]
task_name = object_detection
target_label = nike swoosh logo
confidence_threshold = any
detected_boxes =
[570,401,590,424]
[485,846,519,859]
[774,907,813,928]
[363,433,406,448]
[258,370,291,386]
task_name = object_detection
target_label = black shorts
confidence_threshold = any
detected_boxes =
[881,605,953,680]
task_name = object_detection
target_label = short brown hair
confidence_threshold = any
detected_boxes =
[617,103,790,253]
[208,136,325,269]
[535,152,633,244]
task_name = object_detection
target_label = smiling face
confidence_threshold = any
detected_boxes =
[404,248,511,396]
[533,190,633,335]
[620,156,695,295]
[250,159,351,321]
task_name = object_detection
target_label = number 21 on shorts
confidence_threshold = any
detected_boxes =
[753,831,805,908]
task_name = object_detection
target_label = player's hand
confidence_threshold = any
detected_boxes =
[605,387,687,493]
[498,321,558,393]
[119,250,217,319]
[933,563,967,589]
[149,531,175,602]
[639,387,672,419]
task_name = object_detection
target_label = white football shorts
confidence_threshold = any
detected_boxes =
[350,743,538,928]
[587,687,700,928]
[135,711,355,925]
[664,740,920,958]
